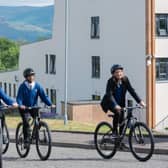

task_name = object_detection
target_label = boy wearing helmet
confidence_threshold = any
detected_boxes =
[101,64,145,149]
[17,68,55,146]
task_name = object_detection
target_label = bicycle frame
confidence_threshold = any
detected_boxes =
[28,111,41,142]
[114,108,139,145]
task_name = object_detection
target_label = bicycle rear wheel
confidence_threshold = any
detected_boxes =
[36,121,52,161]
[15,122,30,158]
[94,122,117,159]
[129,122,154,161]
[2,123,10,154]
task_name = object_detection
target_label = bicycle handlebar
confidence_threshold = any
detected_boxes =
[0,105,15,110]
[125,106,145,110]
[22,106,54,110]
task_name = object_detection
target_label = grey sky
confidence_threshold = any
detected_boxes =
[0,0,54,6]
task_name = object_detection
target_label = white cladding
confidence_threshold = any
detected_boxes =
[155,0,168,130]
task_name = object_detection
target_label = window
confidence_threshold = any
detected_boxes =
[156,14,168,36]
[45,54,56,74]
[0,82,2,88]
[45,54,49,73]
[4,83,7,93]
[50,89,56,105]
[13,84,16,98]
[9,83,11,97]
[50,55,56,74]
[46,88,49,96]
[92,95,101,101]
[156,58,168,81]
[92,56,100,78]
[91,16,100,39]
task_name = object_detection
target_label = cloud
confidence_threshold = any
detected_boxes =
[0,0,54,6]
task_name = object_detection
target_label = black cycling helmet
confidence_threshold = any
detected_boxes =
[111,64,123,74]
[23,68,35,78]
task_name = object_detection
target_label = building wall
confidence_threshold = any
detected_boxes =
[155,0,168,13]
[155,0,168,129]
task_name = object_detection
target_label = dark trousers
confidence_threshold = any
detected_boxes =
[112,110,125,135]
[1,114,5,132]
[19,109,37,141]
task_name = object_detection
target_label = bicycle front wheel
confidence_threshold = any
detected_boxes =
[94,122,117,159]
[36,121,52,161]
[2,122,10,154]
[129,122,154,161]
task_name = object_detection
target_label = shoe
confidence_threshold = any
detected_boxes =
[111,132,118,138]
[3,135,8,144]
[24,138,29,149]
[119,143,129,151]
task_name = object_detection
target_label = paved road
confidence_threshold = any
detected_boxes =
[3,143,168,168]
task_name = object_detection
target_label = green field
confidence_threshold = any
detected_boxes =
[6,116,97,132]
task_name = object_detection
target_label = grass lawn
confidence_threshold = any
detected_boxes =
[5,115,97,133]
[5,115,160,135]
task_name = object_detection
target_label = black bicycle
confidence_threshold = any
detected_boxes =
[94,106,154,162]
[15,107,52,161]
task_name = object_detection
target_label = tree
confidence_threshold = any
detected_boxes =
[0,38,19,71]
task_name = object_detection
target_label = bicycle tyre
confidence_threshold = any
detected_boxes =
[15,122,30,158]
[36,121,52,161]
[94,122,117,159]
[129,122,154,162]
[2,123,10,154]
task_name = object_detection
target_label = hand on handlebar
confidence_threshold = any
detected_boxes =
[114,105,122,113]
[19,105,26,110]
[51,104,56,108]
[139,101,146,108]
[12,102,18,108]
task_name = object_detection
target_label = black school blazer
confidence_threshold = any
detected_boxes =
[101,76,141,113]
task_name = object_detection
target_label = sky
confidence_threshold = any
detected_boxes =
[0,0,54,6]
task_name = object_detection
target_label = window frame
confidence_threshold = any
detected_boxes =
[13,84,16,98]
[4,83,7,94]
[156,14,168,37]
[45,54,49,74]
[156,58,168,81]
[91,16,100,39]
[49,54,56,75]
[92,94,101,101]
[8,83,11,97]
[92,56,100,79]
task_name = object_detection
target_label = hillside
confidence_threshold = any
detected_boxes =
[0,5,54,42]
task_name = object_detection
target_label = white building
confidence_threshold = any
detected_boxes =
[0,0,167,130]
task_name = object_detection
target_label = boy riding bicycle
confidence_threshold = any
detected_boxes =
[16,68,55,147]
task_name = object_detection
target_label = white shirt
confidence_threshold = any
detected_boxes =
[25,81,36,90]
